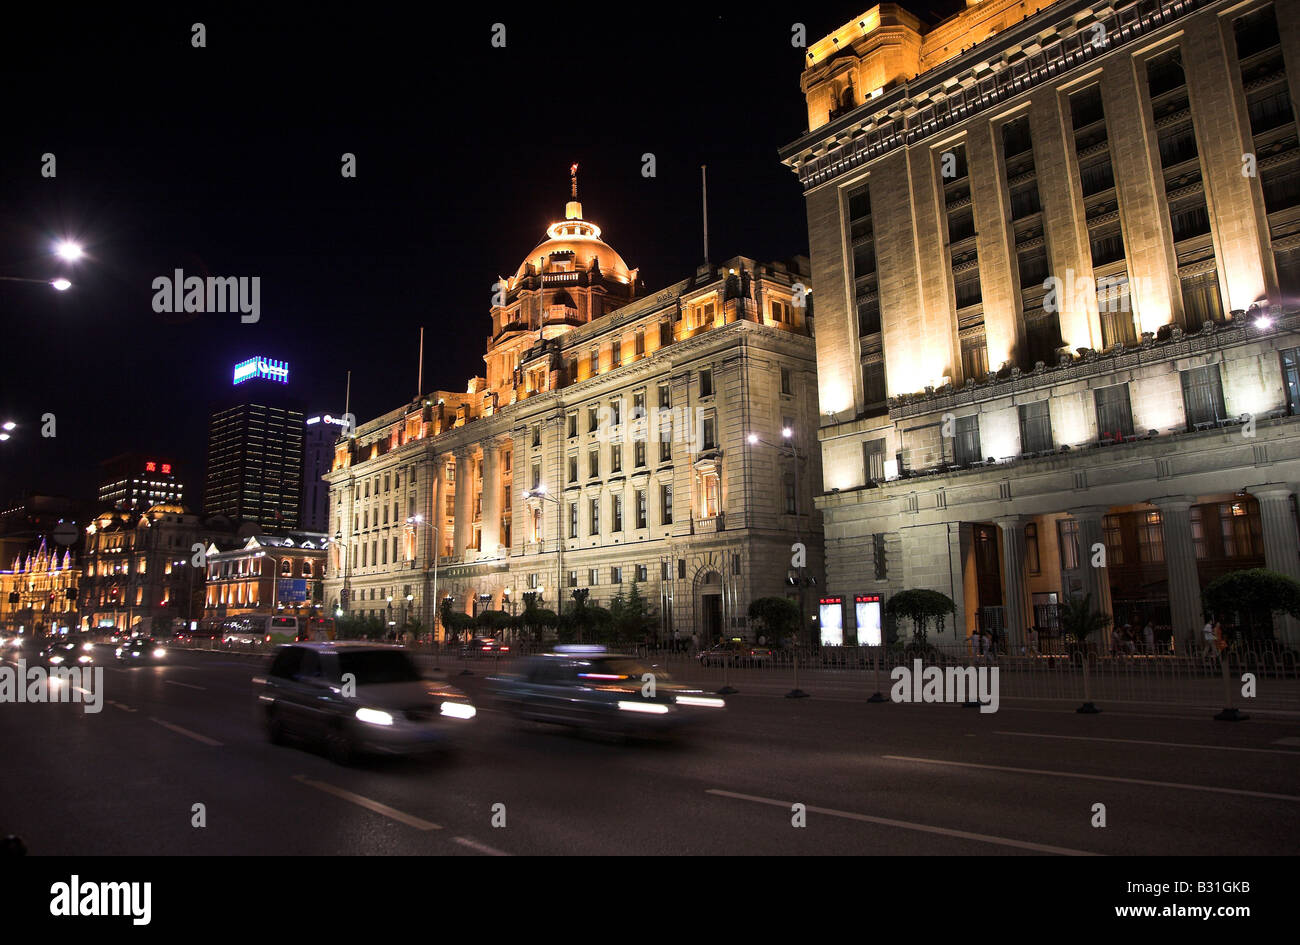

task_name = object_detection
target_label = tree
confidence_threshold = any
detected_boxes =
[608,582,656,643]
[884,589,955,645]
[1203,568,1300,644]
[474,609,513,637]
[518,596,558,643]
[1057,593,1111,654]
[748,596,801,646]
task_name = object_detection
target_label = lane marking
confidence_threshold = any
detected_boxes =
[149,717,223,746]
[883,755,1300,802]
[292,775,441,830]
[452,836,511,856]
[706,789,1099,856]
[994,730,1300,756]
[164,679,206,691]
[1273,737,1300,747]
[109,701,136,713]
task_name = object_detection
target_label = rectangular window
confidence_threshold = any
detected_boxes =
[1103,514,1125,566]
[952,415,982,465]
[531,463,541,490]
[659,434,672,463]
[1138,510,1164,564]
[1058,518,1080,570]
[635,331,645,356]
[637,564,648,582]
[1094,383,1134,439]
[589,349,599,375]
[780,367,792,395]
[1283,348,1300,416]
[961,339,989,382]
[678,558,686,580]
[588,448,599,479]
[568,502,578,539]
[531,424,541,448]
[634,440,646,468]
[1025,523,1040,575]
[610,444,622,473]
[589,498,600,535]
[873,533,887,580]
[612,340,622,365]
[567,413,577,438]
[568,455,578,483]
[636,489,647,528]
[699,370,713,397]
[661,484,673,524]
[783,475,796,515]
[1180,365,1225,429]
[658,384,671,408]
[612,495,624,531]
[588,406,599,432]
[588,568,599,586]
[702,416,717,450]
[610,399,622,426]
[569,570,578,588]
[863,362,887,413]
[1018,401,1053,453]
[611,566,623,585]
[863,438,886,482]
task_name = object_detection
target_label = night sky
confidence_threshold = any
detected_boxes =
[0,2,955,510]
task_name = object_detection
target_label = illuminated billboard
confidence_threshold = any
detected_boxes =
[233,357,289,385]
[818,596,844,646]
[855,595,882,646]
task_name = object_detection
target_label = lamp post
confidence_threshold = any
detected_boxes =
[522,485,563,625]
[407,515,440,643]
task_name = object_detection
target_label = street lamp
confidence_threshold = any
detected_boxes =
[522,485,564,623]
[54,241,84,263]
[407,515,440,643]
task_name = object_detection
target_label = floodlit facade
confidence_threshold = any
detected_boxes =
[323,176,822,643]
[781,0,1300,647]
[1,539,79,634]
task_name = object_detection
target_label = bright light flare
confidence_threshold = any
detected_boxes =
[54,241,83,262]
[50,278,72,291]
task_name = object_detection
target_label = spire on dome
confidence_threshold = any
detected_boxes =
[566,162,583,221]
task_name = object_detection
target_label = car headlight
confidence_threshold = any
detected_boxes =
[48,655,64,664]
[78,655,92,664]
[82,642,93,652]
[115,648,123,657]
[439,701,476,720]
[153,648,166,658]
[676,695,725,708]
[616,700,670,714]
[355,707,394,726]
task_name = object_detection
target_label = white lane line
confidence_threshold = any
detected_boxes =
[292,775,441,830]
[883,755,1300,802]
[164,679,206,691]
[1274,737,1300,747]
[706,789,1099,856]
[452,836,511,856]
[109,701,136,713]
[149,717,223,746]
[994,730,1300,756]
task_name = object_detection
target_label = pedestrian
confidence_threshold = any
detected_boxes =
[1121,623,1135,655]
[1213,617,1227,654]
[981,629,994,663]
[1201,617,1218,658]
[1027,625,1040,656]
[1141,620,1154,654]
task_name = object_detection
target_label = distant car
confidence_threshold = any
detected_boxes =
[36,636,94,667]
[488,645,725,738]
[254,642,476,765]
[460,637,510,657]
[116,637,167,664]
[697,640,773,667]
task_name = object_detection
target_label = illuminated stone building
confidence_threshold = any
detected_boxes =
[202,533,328,621]
[781,1,1300,646]
[1,539,80,634]
[323,172,821,643]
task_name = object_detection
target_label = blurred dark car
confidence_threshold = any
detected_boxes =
[697,640,773,667]
[116,637,167,664]
[254,642,476,764]
[36,635,95,667]
[460,637,510,657]
[487,645,725,738]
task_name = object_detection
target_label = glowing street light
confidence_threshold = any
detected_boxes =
[50,278,71,291]
[54,241,84,262]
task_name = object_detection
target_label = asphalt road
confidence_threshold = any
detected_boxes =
[2,645,1297,855]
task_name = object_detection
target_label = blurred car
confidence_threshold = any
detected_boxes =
[0,632,27,652]
[460,637,510,657]
[171,630,194,645]
[697,640,774,667]
[487,645,725,738]
[36,635,95,667]
[116,637,167,664]
[254,642,476,764]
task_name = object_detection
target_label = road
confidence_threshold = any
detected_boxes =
[2,645,1297,855]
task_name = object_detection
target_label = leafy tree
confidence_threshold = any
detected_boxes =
[609,582,656,643]
[474,609,514,636]
[1057,593,1111,653]
[518,597,559,643]
[748,596,801,646]
[884,589,955,645]
[1203,568,1300,644]
[559,597,612,643]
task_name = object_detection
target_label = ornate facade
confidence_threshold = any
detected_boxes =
[783,0,1300,646]
[1,539,79,633]
[323,175,822,643]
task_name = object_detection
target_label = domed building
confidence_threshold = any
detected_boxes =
[324,168,823,646]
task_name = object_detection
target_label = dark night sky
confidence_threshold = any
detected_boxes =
[0,2,955,511]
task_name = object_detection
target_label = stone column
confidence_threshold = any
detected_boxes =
[1149,496,1204,648]
[452,450,471,557]
[994,515,1030,651]
[1250,485,1300,647]
[480,439,502,557]
[1068,505,1115,645]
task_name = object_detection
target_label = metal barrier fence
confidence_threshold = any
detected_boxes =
[154,636,1300,712]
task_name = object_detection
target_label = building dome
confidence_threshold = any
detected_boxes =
[510,166,633,285]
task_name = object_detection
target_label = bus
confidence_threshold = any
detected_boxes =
[220,614,300,645]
